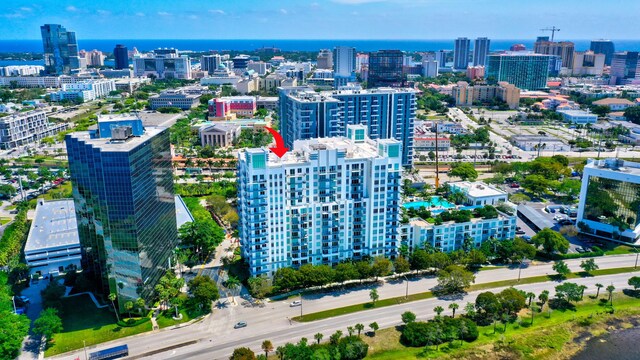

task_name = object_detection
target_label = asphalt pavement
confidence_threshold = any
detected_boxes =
[48,254,640,360]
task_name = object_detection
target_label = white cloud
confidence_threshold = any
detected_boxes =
[280,8,288,14]
[97,9,111,16]
[209,9,225,15]
[135,12,145,17]
[66,5,78,12]
[3,12,24,18]
[20,7,32,12]
[157,11,171,16]
[188,14,198,19]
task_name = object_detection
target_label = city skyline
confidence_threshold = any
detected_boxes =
[1,0,639,40]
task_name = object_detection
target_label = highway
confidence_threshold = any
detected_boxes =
[49,254,640,360]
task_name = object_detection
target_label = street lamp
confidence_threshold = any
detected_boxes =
[299,293,303,320]
[403,275,409,299]
[517,257,526,282]
[11,296,16,313]
[634,248,639,269]
[83,340,88,360]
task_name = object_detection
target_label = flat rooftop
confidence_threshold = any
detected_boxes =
[25,199,79,252]
[67,126,166,152]
[451,181,506,198]
[584,158,640,176]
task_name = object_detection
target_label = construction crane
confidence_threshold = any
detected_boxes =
[540,26,561,41]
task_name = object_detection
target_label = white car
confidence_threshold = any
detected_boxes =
[290,300,302,307]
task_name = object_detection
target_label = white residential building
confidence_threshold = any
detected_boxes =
[0,65,44,76]
[238,125,402,276]
[450,181,508,206]
[25,199,82,277]
[133,48,192,79]
[0,110,68,149]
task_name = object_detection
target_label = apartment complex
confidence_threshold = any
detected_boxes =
[452,81,520,109]
[453,37,471,70]
[238,126,402,276]
[278,86,416,166]
[473,37,490,67]
[577,158,640,244]
[133,48,192,79]
[50,79,116,102]
[0,110,68,149]
[65,118,177,310]
[486,53,551,90]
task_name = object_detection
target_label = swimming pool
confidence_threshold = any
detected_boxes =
[403,196,455,210]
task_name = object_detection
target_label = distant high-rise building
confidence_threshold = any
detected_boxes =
[534,39,575,69]
[473,37,490,66]
[201,54,222,73]
[590,40,616,66]
[317,49,333,70]
[113,44,129,70]
[510,44,526,52]
[232,55,251,70]
[609,52,640,85]
[133,49,192,79]
[40,24,80,75]
[65,117,177,311]
[435,50,451,68]
[453,38,471,70]
[238,125,402,276]
[486,53,551,90]
[572,51,606,76]
[422,59,439,78]
[279,86,416,166]
[368,50,405,87]
[334,46,356,87]
[355,53,369,73]
[85,49,105,67]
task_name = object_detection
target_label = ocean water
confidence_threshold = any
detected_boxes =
[2,39,640,54]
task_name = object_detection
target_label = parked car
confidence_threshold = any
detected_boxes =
[576,247,586,253]
[510,183,520,188]
[290,300,302,307]
[515,230,526,235]
[520,235,532,242]
[234,321,248,329]
[16,296,30,304]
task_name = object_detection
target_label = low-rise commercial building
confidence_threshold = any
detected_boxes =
[25,199,82,277]
[133,48,192,79]
[50,79,116,102]
[0,110,68,149]
[592,98,637,111]
[256,96,278,111]
[510,134,570,152]
[557,109,598,124]
[199,122,241,148]
[450,181,508,206]
[149,90,200,110]
[577,158,640,244]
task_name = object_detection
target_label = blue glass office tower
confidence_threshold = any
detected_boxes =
[65,120,177,310]
[114,44,129,70]
[486,53,551,90]
[278,86,416,166]
[40,24,80,75]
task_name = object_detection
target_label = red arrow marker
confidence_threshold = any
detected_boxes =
[264,126,289,158]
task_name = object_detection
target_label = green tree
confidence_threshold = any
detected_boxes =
[314,332,324,344]
[393,256,411,274]
[558,179,582,198]
[329,330,343,345]
[226,276,241,304]
[230,347,256,360]
[371,256,392,280]
[0,184,16,199]
[552,260,571,278]
[580,258,599,274]
[188,275,220,311]
[108,293,120,322]
[532,228,570,255]
[522,174,550,197]
[33,308,63,342]
[0,309,30,359]
[555,282,584,305]
[369,288,379,306]
[624,106,640,124]
[124,301,134,319]
[606,284,615,306]
[591,105,611,117]
[434,305,444,317]
[355,323,365,337]
[369,322,379,336]
[334,262,359,283]
[628,276,640,290]
[475,291,502,323]
[497,287,526,315]
[449,302,459,318]
[538,290,550,307]
[449,162,478,181]
[595,283,604,298]
[401,311,417,324]
[436,265,475,294]
[261,340,273,358]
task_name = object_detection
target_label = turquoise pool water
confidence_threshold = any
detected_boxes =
[403,196,455,209]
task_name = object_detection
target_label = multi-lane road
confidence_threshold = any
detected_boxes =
[49,254,640,360]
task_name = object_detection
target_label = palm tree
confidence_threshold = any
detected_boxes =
[314,332,324,344]
[261,340,273,358]
[369,322,379,336]
[355,323,365,337]
[595,283,604,298]
[434,305,444,317]
[124,301,133,319]
[526,292,536,307]
[606,284,615,307]
[276,346,285,360]
[108,293,120,322]
[448,303,459,318]
[226,276,241,305]
[347,326,355,337]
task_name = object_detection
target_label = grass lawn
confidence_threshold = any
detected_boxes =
[44,295,152,357]
[364,293,640,360]
[156,308,204,329]
[602,244,636,256]
[0,217,10,225]
[294,267,640,322]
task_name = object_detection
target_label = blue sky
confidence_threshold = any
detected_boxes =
[2,0,639,40]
